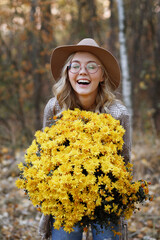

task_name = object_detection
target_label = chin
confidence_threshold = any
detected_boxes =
[77,92,91,96]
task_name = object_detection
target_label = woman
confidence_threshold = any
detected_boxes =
[39,38,131,240]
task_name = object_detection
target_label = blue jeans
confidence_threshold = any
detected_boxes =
[51,218,119,240]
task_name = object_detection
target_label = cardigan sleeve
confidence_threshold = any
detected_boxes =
[120,111,132,164]
[108,101,132,164]
[38,214,51,239]
[43,97,56,129]
[39,98,57,239]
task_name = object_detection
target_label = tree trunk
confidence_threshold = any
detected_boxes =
[30,0,42,130]
[116,0,132,122]
[76,0,102,44]
[108,0,118,57]
[86,0,103,44]
[152,9,160,134]
[39,0,55,102]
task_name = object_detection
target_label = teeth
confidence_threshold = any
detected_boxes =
[77,80,90,84]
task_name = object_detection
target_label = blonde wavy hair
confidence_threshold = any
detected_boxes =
[52,53,117,113]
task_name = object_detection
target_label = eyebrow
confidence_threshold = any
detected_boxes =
[71,60,98,64]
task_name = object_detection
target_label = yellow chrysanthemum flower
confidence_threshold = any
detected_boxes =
[15,109,151,234]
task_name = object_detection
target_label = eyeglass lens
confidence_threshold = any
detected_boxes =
[69,62,99,74]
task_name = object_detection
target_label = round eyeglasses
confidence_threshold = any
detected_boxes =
[68,61,101,74]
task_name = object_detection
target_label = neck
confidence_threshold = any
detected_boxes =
[77,95,97,110]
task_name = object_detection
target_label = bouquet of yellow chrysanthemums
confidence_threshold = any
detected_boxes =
[16,109,152,235]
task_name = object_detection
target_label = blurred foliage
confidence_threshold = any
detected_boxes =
[0,0,160,149]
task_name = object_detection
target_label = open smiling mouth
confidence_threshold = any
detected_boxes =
[77,80,90,85]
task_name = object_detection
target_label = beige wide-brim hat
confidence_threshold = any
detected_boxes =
[51,38,121,90]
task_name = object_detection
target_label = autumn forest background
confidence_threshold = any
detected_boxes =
[0,0,160,239]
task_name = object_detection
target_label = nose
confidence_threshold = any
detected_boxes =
[79,65,88,74]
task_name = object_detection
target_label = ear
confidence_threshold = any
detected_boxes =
[99,73,104,83]
[100,77,104,83]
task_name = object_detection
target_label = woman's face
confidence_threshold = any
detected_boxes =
[68,52,104,100]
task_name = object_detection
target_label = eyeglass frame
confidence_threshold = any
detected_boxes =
[67,61,102,74]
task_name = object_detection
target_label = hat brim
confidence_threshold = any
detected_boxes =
[50,45,121,90]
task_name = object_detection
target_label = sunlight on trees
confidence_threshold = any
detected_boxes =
[0,0,160,148]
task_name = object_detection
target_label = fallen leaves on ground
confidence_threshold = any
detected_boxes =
[128,138,160,240]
